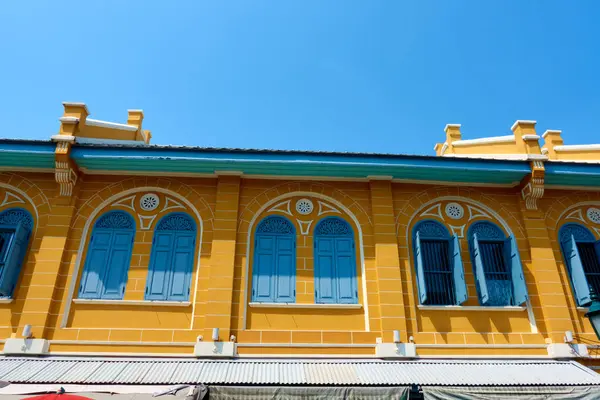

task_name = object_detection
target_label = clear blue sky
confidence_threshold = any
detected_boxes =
[1,1,598,155]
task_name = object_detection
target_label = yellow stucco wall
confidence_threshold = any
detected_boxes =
[0,168,599,361]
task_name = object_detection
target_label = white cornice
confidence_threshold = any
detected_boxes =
[452,135,515,147]
[59,116,79,124]
[85,118,138,132]
[511,120,537,131]
[50,134,75,143]
[542,130,562,139]
[444,124,461,132]
[62,102,89,113]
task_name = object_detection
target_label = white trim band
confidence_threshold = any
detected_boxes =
[72,299,191,307]
[542,130,562,139]
[418,305,526,312]
[249,302,362,310]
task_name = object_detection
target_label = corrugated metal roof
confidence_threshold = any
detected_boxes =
[0,357,599,386]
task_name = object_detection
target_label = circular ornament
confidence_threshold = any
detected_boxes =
[587,207,600,224]
[296,198,314,215]
[445,202,464,220]
[140,193,160,211]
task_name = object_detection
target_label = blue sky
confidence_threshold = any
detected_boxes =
[0,1,598,155]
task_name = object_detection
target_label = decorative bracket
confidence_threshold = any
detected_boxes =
[521,160,545,210]
[53,137,79,197]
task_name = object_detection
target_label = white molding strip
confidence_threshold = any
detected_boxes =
[49,340,195,346]
[249,302,362,310]
[85,118,138,132]
[554,144,600,151]
[415,343,545,348]
[444,124,461,132]
[417,305,526,312]
[72,299,191,307]
[522,135,540,141]
[0,298,13,304]
[452,135,515,147]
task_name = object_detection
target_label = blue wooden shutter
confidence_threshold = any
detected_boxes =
[315,237,336,304]
[79,231,113,299]
[252,236,276,302]
[505,236,528,305]
[563,234,591,306]
[0,222,29,297]
[451,235,467,305]
[334,237,358,304]
[101,230,134,299]
[595,240,600,265]
[414,231,428,304]
[274,236,295,303]
[146,232,174,301]
[472,233,490,305]
[166,233,195,301]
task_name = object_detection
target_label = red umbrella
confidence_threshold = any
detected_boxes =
[23,394,91,400]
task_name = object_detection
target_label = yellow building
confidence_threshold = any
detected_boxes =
[0,103,600,397]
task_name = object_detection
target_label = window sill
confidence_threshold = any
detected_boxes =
[249,302,362,310]
[0,298,13,304]
[418,305,526,312]
[577,307,589,312]
[73,299,191,307]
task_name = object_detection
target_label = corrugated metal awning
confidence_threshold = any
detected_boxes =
[0,357,600,386]
[0,357,598,387]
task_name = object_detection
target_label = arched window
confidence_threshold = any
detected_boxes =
[413,220,466,306]
[0,208,33,297]
[252,216,296,303]
[146,213,196,301]
[314,217,358,304]
[79,211,135,300]
[468,222,527,306]
[559,223,600,306]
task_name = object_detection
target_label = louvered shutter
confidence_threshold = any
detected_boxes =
[274,236,295,303]
[505,236,528,305]
[146,232,174,301]
[252,235,275,302]
[167,233,195,301]
[415,231,428,304]
[472,233,490,305]
[0,222,29,297]
[452,235,468,305]
[562,234,591,306]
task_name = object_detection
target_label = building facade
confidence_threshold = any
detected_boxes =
[1,103,600,395]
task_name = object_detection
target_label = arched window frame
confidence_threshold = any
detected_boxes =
[313,216,358,304]
[146,212,197,302]
[0,208,33,298]
[251,215,296,303]
[467,221,528,307]
[412,219,467,306]
[559,223,600,306]
[79,210,135,300]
